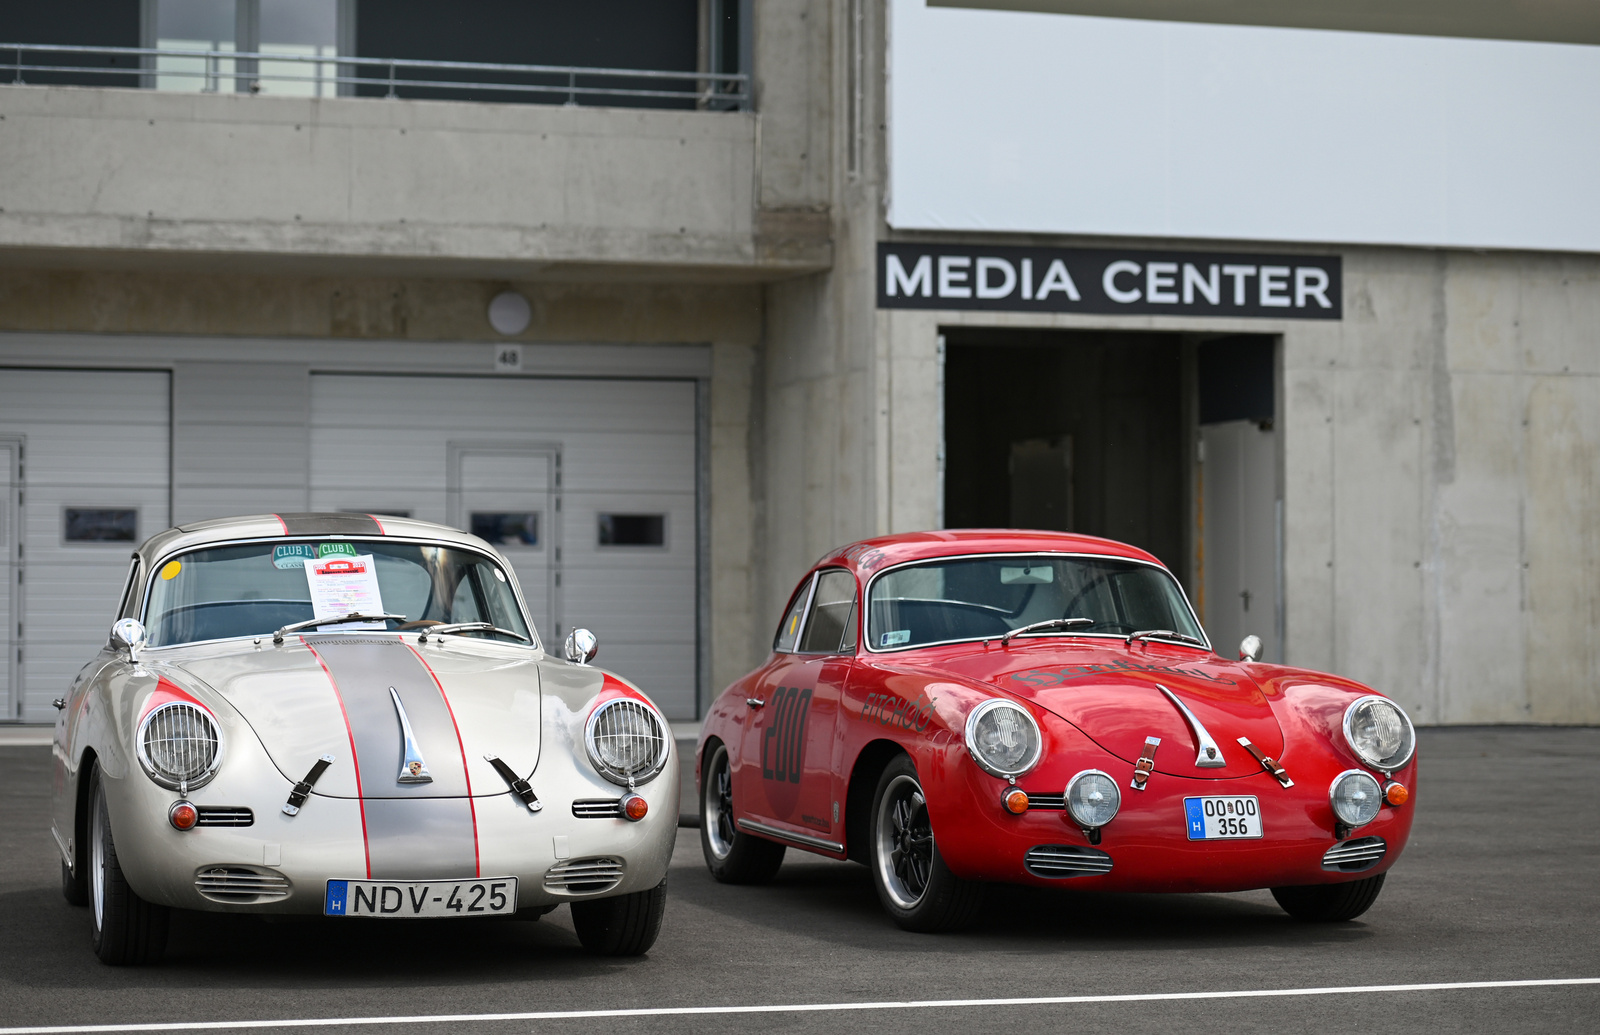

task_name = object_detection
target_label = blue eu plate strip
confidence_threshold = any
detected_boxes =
[325,880,349,915]
[1184,798,1207,840]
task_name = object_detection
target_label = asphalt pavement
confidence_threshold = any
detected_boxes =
[1,726,1596,1034]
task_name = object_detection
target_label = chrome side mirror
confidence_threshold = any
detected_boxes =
[112,618,147,658]
[563,628,598,666]
[1239,634,1263,663]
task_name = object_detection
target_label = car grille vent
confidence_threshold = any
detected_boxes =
[195,806,254,827]
[1024,844,1115,879]
[572,798,622,819]
[194,866,291,902]
[1322,836,1387,872]
[544,857,625,894]
[1025,793,1067,811]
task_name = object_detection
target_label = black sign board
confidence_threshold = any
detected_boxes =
[877,243,1341,319]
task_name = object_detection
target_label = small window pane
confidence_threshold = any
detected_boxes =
[472,512,539,547]
[799,570,858,653]
[773,578,812,653]
[64,508,137,543]
[598,513,665,546]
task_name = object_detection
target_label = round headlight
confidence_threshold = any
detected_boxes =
[1343,695,1416,771]
[1329,769,1383,828]
[1066,769,1120,828]
[964,700,1043,778]
[584,698,669,786]
[136,702,221,791]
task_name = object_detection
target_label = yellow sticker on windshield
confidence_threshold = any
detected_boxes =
[160,560,182,581]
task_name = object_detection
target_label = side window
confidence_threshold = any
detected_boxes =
[772,576,815,653]
[799,570,858,653]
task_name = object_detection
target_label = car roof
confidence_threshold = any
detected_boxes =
[134,513,494,565]
[812,529,1168,583]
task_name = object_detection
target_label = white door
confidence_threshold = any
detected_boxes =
[1200,419,1279,662]
[0,439,19,720]
[448,444,558,641]
[0,370,171,722]
[310,374,700,718]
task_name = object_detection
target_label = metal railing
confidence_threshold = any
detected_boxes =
[2,42,750,110]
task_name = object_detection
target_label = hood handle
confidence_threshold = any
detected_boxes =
[1156,684,1227,769]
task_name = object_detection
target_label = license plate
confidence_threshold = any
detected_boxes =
[324,877,517,918]
[1183,796,1263,840]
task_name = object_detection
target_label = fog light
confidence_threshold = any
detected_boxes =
[1330,770,1382,828]
[1066,770,1120,829]
[1384,781,1409,806]
[1002,788,1030,815]
[621,794,648,822]
[168,800,199,831]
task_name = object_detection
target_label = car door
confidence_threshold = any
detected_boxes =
[735,569,858,850]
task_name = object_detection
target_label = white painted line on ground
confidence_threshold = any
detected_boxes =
[3,977,1597,1034]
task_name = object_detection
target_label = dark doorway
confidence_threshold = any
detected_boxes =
[943,328,1187,579]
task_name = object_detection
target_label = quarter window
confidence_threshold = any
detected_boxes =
[798,570,858,654]
[772,576,813,653]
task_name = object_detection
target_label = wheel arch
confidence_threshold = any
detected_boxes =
[844,738,908,864]
[72,746,100,877]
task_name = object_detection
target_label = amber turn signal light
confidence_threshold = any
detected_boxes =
[621,794,649,822]
[1384,782,1409,806]
[168,800,199,831]
[1002,788,1030,815]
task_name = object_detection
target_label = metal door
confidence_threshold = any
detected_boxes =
[448,443,558,645]
[1200,419,1279,661]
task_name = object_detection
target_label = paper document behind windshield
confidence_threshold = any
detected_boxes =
[304,556,388,630]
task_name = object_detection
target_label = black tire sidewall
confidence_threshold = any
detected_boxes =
[868,754,982,932]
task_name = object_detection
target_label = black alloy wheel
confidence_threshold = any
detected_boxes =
[868,755,983,932]
[699,741,785,883]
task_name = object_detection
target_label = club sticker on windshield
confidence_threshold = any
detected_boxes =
[273,544,318,569]
[881,630,911,647]
[303,554,387,630]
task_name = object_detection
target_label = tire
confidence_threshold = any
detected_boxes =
[88,764,169,965]
[868,755,984,932]
[570,878,667,956]
[62,857,88,907]
[699,742,786,884]
[1271,873,1386,922]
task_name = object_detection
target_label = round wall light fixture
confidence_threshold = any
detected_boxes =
[488,291,531,336]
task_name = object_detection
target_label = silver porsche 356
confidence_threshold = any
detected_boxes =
[50,513,677,964]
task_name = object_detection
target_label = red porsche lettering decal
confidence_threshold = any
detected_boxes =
[1011,658,1238,688]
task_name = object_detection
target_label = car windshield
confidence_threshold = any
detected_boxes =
[143,539,534,648]
[866,554,1203,651]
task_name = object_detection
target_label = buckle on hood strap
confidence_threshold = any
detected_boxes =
[1131,736,1161,791]
[485,755,542,812]
[1237,737,1294,787]
[282,755,336,816]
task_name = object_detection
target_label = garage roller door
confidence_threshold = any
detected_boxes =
[0,369,171,722]
[309,374,699,719]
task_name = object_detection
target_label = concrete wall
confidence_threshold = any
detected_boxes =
[867,246,1600,725]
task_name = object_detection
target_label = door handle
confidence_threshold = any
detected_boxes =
[745,697,765,709]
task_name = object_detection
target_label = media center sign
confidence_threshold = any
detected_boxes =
[876,243,1341,319]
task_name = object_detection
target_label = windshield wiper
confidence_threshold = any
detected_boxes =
[272,612,407,645]
[1127,629,1207,648]
[417,622,531,644]
[999,617,1093,646]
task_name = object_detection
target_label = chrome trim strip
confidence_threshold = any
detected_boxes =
[390,686,434,784]
[860,551,1211,655]
[1156,684,1227,768]
[737,818,845,854]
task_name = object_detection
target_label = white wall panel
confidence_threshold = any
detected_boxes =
[889,0,1600,251]
[310,374,701,718]
[0,369,170,722]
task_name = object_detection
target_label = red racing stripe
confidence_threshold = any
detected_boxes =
[368,513,387,535]
[271,513,288,534]
[405,642,480,878]
[303,638,371,879]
